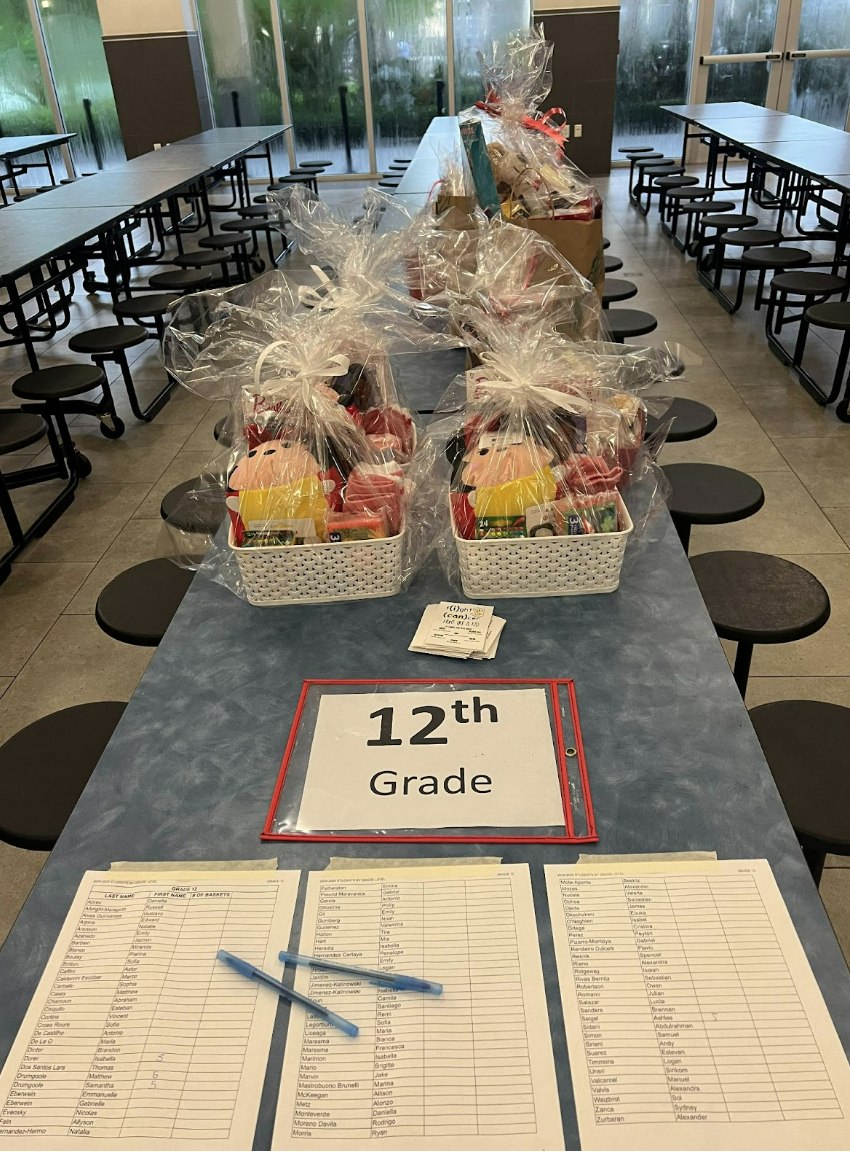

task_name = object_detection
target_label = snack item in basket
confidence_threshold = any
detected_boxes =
[327,512,387,542]
[226,439,344,547]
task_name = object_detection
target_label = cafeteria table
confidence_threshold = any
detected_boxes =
[0,205,133,369]
[0,133,75,202]
[169,124,292,184]
[0,351,848,1152]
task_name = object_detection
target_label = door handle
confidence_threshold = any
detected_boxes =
[788,50,806,58]
[765,53,782,61]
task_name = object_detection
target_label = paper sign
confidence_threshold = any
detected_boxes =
[296,688,565,831]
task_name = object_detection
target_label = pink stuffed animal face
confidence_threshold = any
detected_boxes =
[229,440,321,491]
[461,431,551,488]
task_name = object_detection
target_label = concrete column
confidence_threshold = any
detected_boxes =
[95,0,213,157]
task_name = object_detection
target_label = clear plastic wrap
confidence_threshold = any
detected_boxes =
[159,305,425,605]
[463,26,602,222]
[405,314,672,599]
[164,190,459,404]
[409,220,604,343]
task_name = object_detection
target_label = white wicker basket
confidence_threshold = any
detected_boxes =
[229,524,405,605]
[452,496,633,599]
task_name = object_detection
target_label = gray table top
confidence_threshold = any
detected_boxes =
[746,137,850,178]
[662,101,766,122]
[0,345,847,1150]
[695,113,842,144]
[0,204,134,283]
[120,141,251,174]
[5,170,201,210]
[0,133,75,160]
[170,125,292,147]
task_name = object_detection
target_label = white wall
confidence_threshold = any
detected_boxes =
[95,0,198,38]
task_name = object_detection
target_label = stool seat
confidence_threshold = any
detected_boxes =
[604,255,623,273]
[149,269,213,291]
[237,204,273,217]
[0,702,127,849]
[213,416,234,447]
[96,559,194,647]
[0,412,47,454]
[606,309,657,339]
[69,324,147,354]
[676,199,735,214]
[160,477,224,535]
[173,250,229,268]
[772,271,848,296]
[649,165,685,179]
[664,463,764,526]
[690,550,829,644]
[647,397,717,443]
[113,294,178,319]
[299,160,331,169]
[666,186,713,199]
[654,175,700,189]
[749,700,850,853]
[741,246,812,269]
[602,278,638,305]
[13,364,105,401]
[602,237,610,249]
[225,218,275,233]
[804,301,850,330]
[634,157,676,168]
[701,212,757,229]
[619,147,657,154]
[198,232,252,248]
[721,228,784,247]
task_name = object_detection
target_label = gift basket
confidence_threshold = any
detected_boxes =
[459,26,604,293]
[161,290,438,605]
[409,218,605,346]
[407,313,671,599]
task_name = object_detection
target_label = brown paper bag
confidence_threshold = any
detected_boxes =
[513,215,605,300]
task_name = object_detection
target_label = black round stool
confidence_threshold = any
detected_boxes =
[149,268,213,292]
[96,559,194,647]
[602,237,611,249]
[198,231,252,280]
[160,477,224,535]
[690,551,830,696]
[604,254,623,274]
[113,294,178,340]
[68,324,170,426]
[619,146,656,154]
[740,246,812,311]
[213,416,234,447]
[12,363,113,447]
[606,309,657,342]
[800,301,850,418]
[647,398,717,443]
[663,462,764,553]
[602,278,638,308]
[173,250,231,285]
[654,174,700,217]
[673,200,735,249]
[0,702,127,849]
[749,700,850,885]
[221,217,282,269]
[237,204,273,218]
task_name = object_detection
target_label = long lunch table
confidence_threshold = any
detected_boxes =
[0,133,76,203]
[0,119,849,1150]
[0,127,291,369]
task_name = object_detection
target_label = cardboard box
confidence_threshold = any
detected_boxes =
[512,214,605,300]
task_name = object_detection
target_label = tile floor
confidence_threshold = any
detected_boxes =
[0,169,849,965]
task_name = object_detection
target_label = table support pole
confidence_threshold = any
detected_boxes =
[733,642,753,697]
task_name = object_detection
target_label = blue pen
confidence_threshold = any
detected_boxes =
[217,950,358,1036]
[279,950,443,994]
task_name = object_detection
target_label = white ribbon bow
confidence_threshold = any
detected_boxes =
[296,264,363,312]
[253,338,351,400]
[472,349,594,416]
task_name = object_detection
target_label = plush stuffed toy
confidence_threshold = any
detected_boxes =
[226,439,344,547]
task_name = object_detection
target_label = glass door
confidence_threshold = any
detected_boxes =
[778,0,850,128]
[697,0,791,107]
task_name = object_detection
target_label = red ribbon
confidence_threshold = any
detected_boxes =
[474,92,568,150]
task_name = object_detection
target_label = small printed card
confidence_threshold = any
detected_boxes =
[409,603,505,660]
